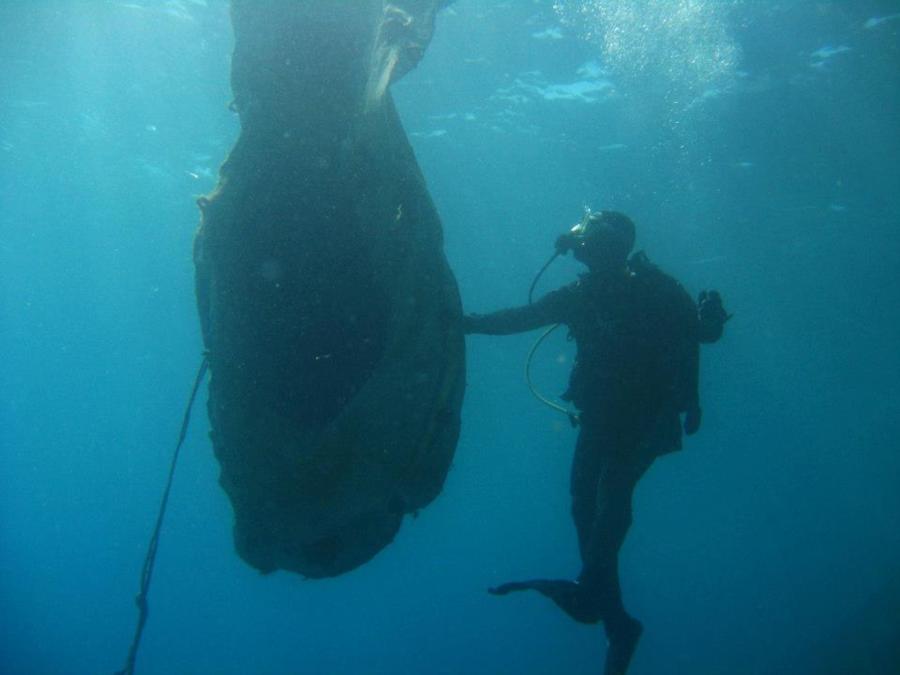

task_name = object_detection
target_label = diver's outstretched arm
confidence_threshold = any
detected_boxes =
[464,285,573,335]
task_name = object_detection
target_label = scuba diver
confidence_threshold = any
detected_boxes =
[463,211,729,675]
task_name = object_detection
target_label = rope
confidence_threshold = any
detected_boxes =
[114,354,209,675]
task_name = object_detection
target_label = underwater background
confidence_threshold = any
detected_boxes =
[1,1,899,673]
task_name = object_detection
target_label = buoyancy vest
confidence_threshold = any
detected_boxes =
[562,252,700,427]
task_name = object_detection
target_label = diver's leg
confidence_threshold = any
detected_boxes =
[486,422,609,624]
[488,422,603,624]
[570,419,605,563]
[488,423,654,630]
[578,449,653,674]
[579,450,653,616]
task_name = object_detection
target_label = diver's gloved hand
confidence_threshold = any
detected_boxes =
[698,290,731,342]
[461,314,477,335]
[699,290,729,323]
[555,233,575,255]
[684,406,702,435]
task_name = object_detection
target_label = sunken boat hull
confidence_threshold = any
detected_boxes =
[193,1,464,577]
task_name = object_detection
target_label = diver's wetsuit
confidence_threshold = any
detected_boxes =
[466,252,722,641]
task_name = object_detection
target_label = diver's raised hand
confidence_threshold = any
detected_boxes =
[684,406,702,435]
[698,290,730,343]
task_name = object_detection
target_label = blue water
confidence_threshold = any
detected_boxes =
[2,2,899,673]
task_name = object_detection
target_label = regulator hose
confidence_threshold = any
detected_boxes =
[524,252,579,426]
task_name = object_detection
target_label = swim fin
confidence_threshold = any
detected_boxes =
[604,615,643,675]
[488,578,603,624]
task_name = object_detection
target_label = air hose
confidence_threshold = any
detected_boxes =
[528,251,559,305]
[525,252,579,426]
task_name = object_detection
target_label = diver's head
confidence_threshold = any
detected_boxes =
[563,210,635,272]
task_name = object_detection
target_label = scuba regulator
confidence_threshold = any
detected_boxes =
[528,210,594,304]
